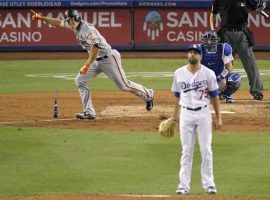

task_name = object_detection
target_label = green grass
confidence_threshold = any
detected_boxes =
[0,59,269,93]
[0,126,270,197]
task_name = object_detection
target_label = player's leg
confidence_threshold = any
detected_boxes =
[74,61,102,119]
[100,49,154,110]
[177,110,196,194]
[218,73,242,103]
[226,31,263,100]
[196,110,216,192]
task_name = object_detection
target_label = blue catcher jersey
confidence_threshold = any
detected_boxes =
[201,43,233,77]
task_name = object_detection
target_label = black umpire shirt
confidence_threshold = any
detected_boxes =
[212,0,257,28]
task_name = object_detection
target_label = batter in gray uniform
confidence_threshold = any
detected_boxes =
[31,9,154,119]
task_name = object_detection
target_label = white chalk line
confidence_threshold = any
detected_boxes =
[0,118,75,125]
[120,194,171,198]
[0,110,236,125]
[25,69,270,80]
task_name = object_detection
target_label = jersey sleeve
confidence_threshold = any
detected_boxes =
[222,43,234,64]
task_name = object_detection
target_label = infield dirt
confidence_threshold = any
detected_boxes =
[1,51,270,200]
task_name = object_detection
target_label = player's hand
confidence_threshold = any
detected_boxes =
[256,1,266,12]
[30,9,45,20]
[80,63,90,75]
[214,115,222,130]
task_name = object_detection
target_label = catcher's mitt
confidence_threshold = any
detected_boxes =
[159,117,178,138]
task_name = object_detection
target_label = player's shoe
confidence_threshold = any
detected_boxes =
[226,95,234,103]
[146,89,154,111]
[206,186,217,194]
[75,112,95,120]
[253,93,263,101]
[176,188,189,195]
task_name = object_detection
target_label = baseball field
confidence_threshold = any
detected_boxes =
[0,52,270,200]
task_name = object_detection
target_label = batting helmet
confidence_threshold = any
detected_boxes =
[64,9,81,22]
[201,31,219,53]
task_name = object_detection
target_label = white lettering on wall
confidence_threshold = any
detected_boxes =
[167,12,207,28]
[92,12,122,27]
[0,11,122,28]
[167,31,205,42]
[0,32,42,42]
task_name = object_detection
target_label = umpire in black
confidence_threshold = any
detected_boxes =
[210,0,265,100]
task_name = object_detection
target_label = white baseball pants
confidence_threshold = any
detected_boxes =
[177,106,216,191]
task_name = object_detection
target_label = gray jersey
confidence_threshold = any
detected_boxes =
[64,20,112,57]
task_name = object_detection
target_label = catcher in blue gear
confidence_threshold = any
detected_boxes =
[200,30,242,103]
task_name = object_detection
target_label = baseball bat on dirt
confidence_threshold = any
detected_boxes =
[53,90,59,118]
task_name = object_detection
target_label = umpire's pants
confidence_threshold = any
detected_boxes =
[223,31,263,96]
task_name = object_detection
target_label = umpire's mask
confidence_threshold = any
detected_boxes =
[201,31,219,54]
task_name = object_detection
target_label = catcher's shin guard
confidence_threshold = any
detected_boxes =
[222,73,242,96]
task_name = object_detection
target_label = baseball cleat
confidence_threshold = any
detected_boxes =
[176,188,189,195]
[226,95,234,103]
[206,186,217,194]
[253,93,263,101]
[75,112,95,120]
[146,89,154,111]
[146,99,154,111]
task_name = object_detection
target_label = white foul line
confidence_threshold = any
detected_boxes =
[0,118,75,125]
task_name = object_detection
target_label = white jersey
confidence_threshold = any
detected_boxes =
[64,20,112,57]
[171,64,218,108]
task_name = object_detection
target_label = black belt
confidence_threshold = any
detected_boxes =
[225,27,244,32]
[182,105,207,111]
[96,55,108,61]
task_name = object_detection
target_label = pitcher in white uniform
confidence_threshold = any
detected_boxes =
[171,44,222,195]
[31,9,154,119]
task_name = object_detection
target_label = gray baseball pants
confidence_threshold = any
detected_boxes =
[74,49,153,117]
[223,31,263,96]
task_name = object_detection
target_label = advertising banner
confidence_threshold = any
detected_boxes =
[0,9,131,48]
[134,8,270,48]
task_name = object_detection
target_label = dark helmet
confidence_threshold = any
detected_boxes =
[201,31,219,53]
[64,9,81,22]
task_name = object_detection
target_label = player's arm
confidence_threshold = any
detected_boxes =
[80,45,100,75]
[30,9,65,28]
[211,95,222,130]
[172,93,180,121]
[222,43,234,75]
[210,13,216,31]
[210,0,219,30]
[225,61,233,72]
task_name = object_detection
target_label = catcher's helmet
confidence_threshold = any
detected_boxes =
[64,9,81,22]
[201,31,219,53]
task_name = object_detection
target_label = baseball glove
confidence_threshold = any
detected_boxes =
[159,117,178,138]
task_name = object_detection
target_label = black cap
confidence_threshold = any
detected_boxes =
[64,9,81,22]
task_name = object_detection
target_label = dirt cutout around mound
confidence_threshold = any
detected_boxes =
[0,90,269,132]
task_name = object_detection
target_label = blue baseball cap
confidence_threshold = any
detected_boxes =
[187,44,202,54]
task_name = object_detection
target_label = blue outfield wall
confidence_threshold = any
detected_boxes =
[0,0,270,51]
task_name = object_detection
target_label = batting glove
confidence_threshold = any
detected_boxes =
[80,63,90,75]
[30,9,45,20]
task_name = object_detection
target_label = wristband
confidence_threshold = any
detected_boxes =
[85,63,90,68]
